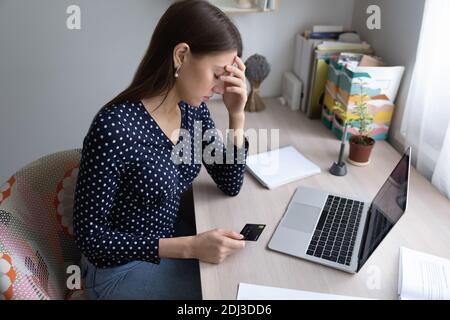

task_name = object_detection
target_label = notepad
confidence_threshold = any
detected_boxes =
[246,145,321,189]
[237,283,369,300]
[398,247,450,300]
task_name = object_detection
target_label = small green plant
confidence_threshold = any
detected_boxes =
[332,79,374,146]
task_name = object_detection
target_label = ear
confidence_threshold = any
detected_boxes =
[173,42,190,67]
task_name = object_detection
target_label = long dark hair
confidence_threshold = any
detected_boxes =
[103,0,243,110]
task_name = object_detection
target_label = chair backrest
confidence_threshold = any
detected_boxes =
[0,149,82,300]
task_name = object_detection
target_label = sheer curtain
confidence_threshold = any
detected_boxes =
[401,0,450,199]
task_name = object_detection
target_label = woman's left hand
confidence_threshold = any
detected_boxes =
[220,56,248,118]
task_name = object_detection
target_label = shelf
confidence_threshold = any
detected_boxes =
[205,0,279,14]
[209,0,278,13]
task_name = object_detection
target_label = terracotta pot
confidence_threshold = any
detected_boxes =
[348,135,375,166]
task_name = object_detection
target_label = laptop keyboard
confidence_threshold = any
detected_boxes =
[306,195,364,266]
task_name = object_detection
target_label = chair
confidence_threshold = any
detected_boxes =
[0,149,84,300]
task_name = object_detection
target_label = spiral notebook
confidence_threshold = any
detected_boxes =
[246,145,321,189]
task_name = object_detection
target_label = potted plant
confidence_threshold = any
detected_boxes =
[332,81,375,166]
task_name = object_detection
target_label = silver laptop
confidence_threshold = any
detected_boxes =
[268,147,411,273]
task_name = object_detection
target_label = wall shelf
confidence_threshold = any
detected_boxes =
[208,0,280,14]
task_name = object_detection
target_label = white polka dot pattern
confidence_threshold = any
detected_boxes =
[73,100,248,268]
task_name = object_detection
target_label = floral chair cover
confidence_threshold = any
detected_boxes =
[0,149,83,300]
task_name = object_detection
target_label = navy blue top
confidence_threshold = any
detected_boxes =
[73,100,248,268]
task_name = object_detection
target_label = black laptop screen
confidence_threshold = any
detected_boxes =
[357,150,410,271]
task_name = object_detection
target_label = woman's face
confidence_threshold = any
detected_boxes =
[174,46,238,107]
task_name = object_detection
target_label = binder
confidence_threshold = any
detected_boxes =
[293,34,323,113]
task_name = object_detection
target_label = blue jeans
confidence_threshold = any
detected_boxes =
[80,219,202,300]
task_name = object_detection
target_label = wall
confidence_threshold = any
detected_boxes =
[351,0,426,152]
[0,0,167,182]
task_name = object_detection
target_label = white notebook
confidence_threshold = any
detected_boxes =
[246,145,321,189]
[398,247,450,300]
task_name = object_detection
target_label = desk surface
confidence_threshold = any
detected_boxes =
[193,98,450,300]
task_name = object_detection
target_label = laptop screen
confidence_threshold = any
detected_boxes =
[357,148,411,271]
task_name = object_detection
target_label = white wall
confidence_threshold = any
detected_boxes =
[0,0,355,183]
[0,0,168,183]
[351,0,426,152]
[228,0,355,98]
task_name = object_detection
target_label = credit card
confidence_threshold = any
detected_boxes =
[240,224,266,241]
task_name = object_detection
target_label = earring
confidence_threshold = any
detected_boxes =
[174,65,180,78]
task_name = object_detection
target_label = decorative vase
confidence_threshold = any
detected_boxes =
[245,81,265,112]
[347,136,375,166]
[244,54,271,113]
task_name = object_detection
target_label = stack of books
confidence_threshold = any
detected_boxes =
[293,25,374,118]
[304,25,358,41]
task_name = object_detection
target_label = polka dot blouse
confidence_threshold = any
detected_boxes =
[73,100,249,268]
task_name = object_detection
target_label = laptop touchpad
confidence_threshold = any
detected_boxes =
[282,203,321,234]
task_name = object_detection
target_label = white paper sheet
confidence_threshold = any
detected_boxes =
[398,247,450,300]
[237,283,369,300]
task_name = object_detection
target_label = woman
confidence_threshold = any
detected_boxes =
[73,0,249,300]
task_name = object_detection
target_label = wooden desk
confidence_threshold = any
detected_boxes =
[193,98,450,300]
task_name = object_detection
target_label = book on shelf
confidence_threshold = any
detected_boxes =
[256,0,268,10]
[317,41,371,51]
[312,25,344,33]
[266,0,276,10]
[304,30,358,40]
[337,52,364,69]
[256,0,276,10]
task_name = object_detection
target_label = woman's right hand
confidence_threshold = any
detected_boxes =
[189,228,246,264]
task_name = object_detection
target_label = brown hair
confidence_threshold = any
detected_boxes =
[103,0,243,110]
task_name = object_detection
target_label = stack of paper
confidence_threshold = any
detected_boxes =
[398,247,450,300]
